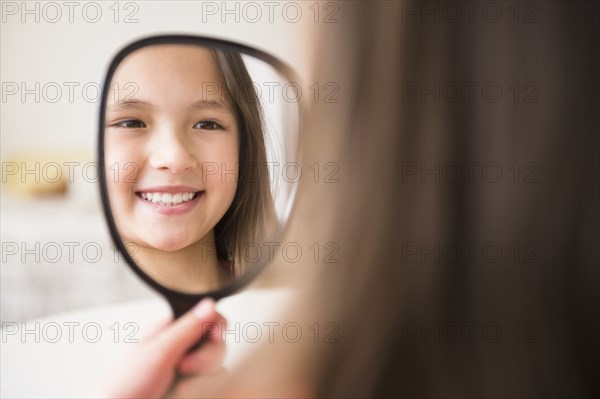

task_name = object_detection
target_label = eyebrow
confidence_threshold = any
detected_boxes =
[190,99,232,112]
[107,98,232,113]
[107,99,151,112]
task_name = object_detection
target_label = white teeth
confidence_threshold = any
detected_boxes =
[139,192,198,206]
[172,193,182,205]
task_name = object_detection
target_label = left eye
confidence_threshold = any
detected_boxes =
[193,120,223,130]
[115,119,146,128]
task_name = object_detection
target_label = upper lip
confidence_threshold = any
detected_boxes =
[135,185,203,193]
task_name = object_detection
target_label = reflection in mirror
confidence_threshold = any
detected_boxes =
[102,41,300,296]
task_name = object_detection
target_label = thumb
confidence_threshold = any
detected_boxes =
[153,298,219,360]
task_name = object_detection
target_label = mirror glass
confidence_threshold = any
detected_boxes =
[100,38,300,297]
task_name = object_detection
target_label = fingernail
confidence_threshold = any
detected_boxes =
[193,298,215,319]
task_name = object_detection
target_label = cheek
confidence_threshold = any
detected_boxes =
[206,170,238,221]
[203,137,239,200]
[105,142,143,196]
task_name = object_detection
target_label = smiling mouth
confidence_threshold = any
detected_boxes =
[136,191,203,206]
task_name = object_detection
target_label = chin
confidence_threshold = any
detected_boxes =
[147,237,192,252]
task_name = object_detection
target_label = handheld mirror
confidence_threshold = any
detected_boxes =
[98,35,301,318]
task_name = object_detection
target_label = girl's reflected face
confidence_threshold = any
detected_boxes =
[105,45,239,252]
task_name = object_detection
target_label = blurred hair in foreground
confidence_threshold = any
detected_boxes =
[188,1,599,397]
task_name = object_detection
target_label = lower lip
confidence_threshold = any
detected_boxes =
[137,193,203,215]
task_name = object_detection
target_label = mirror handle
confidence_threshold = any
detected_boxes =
[167,294,208,319]
[166,294,212,352]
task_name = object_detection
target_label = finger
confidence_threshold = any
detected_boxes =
[168,371,229,399]
[177,313,227,375]
[177,339,226,375]
[140,316,172,342]
[153,298,220,360]
[206,312,227,344]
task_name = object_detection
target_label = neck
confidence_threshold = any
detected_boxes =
[127,230,229,293]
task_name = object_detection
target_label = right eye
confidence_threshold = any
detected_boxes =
[114,119,147,128]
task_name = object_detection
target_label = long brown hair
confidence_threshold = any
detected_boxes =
[308,2,598,397]
[212,49,276,276]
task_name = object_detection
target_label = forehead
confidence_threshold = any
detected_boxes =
[109,44,226,104]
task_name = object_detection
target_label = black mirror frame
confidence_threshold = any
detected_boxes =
[98,34,302,318]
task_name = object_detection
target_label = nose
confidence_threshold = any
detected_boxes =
[148,125,197,174]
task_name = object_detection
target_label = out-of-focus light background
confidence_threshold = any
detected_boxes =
[1,0,317,323]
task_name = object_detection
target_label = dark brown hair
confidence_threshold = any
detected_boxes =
[212,49,276,276]
[307,2,599,398]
